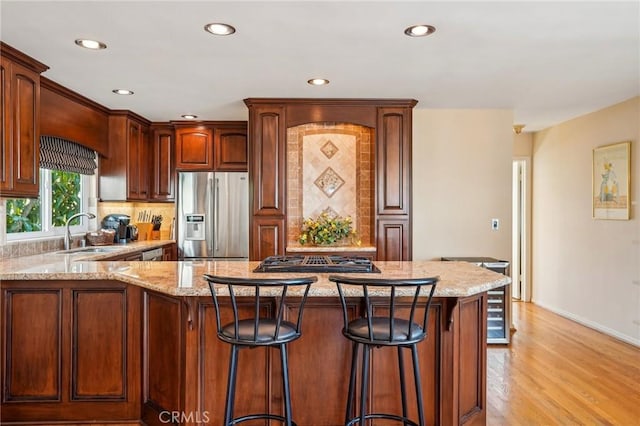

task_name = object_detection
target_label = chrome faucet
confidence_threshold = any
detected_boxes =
[64,212,96,250]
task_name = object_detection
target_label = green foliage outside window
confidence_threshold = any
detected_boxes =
[6,198,41,233]
[5,170,81,233]
[51,171,81,226]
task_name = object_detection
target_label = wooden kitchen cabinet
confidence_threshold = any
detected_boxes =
[244,98,415,261]
[244,102,287,260]
[100,111,151,201]
[149,124,175,201]
[175,125,213,170]
[213,124,248,171]
[0,43,48,198]
[0,280,141,423]
[175,122,248,171]
[162,242,177,260]
[376,106,413,260]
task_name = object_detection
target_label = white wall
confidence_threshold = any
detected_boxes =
[532,97,640,345]
[412,109,513,261]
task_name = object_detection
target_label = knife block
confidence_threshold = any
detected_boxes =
[136,223,153,241]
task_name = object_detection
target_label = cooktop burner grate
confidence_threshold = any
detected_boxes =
[253,255,380,273]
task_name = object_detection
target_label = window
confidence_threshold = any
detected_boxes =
[5,169,95,241]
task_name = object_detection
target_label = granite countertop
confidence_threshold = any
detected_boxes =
[0,240,174,267]
[1,248,511,298]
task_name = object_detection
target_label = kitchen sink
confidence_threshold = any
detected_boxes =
[55,246,122,255]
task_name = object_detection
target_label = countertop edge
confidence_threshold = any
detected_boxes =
[1,258,511,299]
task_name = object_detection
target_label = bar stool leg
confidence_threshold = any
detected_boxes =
[358,345,371,426]
[398,346,409,424]
[225,345,240,426]
[345,342,359,424]
[280,343,293,426]
[411,344,425,426]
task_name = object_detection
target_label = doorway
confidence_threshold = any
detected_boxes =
[512,158,531,302]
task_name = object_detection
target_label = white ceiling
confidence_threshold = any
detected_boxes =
[1,1,638,132]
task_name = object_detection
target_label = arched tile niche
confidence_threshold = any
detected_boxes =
[286,123,375,246]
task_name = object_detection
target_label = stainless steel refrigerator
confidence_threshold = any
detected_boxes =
[177,171,249,259]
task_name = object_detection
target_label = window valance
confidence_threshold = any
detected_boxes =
[40,136,97,175]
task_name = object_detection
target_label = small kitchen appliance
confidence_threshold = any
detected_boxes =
[101,214,137,243]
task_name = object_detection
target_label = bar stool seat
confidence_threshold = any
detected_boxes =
[219,319,299,343]
[329,275,439,426]
[204,274,317,426]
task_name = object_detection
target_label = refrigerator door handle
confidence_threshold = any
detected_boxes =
[215,178,220,252]
[206,176,214,253]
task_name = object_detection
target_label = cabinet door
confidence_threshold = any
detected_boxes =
[162,243,177,260]
[214,126,248,171]
[175,127,213,170]
[377,107,410,215]
[1,281,141,423]
[150,127,174,201]
[2,288,63,403]
[0,57,10,191]
[0,60,40,197]
[376,217,410,261]
[126,121,150,200]
[250,216,285,260]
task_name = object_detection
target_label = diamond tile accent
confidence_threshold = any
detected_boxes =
[320,139,339,159]
[321,206,340,218]
[314,167,345,198]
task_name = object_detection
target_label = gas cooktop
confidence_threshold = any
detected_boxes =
[254,255,380,273]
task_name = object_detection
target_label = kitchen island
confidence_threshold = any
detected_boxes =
[1,256,509,425]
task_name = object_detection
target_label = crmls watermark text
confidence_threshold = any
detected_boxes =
[159,411,211,424]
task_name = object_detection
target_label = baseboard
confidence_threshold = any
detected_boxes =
[532,301,640,347]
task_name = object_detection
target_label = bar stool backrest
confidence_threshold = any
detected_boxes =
[204,274,317,345]
[329,275,439,345]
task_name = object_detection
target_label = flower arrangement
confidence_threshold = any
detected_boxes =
[298,213,359,246]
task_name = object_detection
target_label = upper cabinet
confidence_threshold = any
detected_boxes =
[149,125,175,201]
[0,43,48,198]
[99,111,151,201]
[213,125,248,171]
[175,122,247,171]
[175,126,213,170]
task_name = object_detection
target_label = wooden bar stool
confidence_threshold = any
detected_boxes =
[204,274,317,426]
[329,275,439,426]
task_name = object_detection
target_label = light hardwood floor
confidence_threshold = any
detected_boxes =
[487,302,640,425]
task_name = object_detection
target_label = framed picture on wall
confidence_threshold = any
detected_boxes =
[592,141,631,220]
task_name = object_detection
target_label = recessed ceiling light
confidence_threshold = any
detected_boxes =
[404,25,436,37]
[181,114,198,119]
[112,89,134,95]
[307,78,330,86]
[74,39,107,50]
[204,23,236,36]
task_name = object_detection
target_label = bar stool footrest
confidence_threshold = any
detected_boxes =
[346,413,420,426]
[230,413,297,425]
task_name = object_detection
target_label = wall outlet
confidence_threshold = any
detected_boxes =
[491,218,499,230]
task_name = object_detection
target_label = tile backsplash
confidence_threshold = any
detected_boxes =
[0,201,175,260]
[0,237,66,259]
[98,201,175,240]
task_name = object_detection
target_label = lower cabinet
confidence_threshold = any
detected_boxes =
[0,280,141,423]
[142,292,487,426]
[162,243,177,260]
[1,281,487,425]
